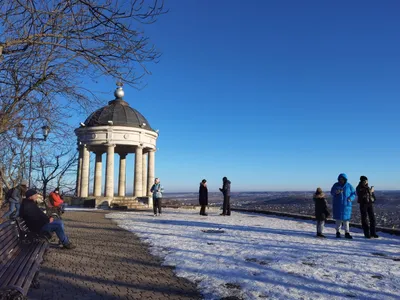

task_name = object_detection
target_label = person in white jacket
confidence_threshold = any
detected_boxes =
[151,178,164,216]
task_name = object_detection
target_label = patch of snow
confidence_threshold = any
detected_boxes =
[65,207,99,211]
[106,208,400,300]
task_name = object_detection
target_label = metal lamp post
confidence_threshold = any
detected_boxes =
[16,124,50,187]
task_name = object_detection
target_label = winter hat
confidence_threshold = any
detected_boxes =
[338,173,348,181]
[20,179,28,186]
[25,189,38,199]
[54,187,60,192]
[360,176,368,181]
[315,187,323,195]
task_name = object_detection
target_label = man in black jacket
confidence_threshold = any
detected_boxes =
[356,176,378,239]
[219,177,231,216]
[20,189,75,249]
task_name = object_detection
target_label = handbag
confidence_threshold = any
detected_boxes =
[155,191,162,198]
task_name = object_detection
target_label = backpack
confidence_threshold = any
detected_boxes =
[4,187,15,203]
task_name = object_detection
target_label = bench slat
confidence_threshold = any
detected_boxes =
[0,222,20,265]
[18,242,48,294]
[15,241,45,288]
[0,237,19,261]
[0,223,18,244]
[0,223,16,238]
[0,242,30,286]
[0,219,48,297]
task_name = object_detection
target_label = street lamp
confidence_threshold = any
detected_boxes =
[16,123,24,138]
[16,123,51,186]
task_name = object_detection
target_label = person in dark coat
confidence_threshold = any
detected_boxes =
[356,176,378,239]
[313,187,330,238]
[199,179,208,216]
[219,177,231,216]
[2,180,28,219]
[20,189,75,249]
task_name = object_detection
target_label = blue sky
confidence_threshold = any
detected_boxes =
[73,0,399,192]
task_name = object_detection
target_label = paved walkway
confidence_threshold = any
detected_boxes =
[28,210,202,300]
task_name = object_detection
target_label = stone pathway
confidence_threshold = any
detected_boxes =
[28,210,202,300]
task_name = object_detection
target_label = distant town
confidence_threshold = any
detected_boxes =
[162,191,400,229]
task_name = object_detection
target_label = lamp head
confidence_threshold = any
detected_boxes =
[16,123,24,138]
[41,125,50,140]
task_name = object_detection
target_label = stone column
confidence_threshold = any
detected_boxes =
[76,145,83,196]
[134,146,143,197]
[80,145,90,197]
[93,152,102,197]
[142,152,148,197]
[118,153,127,197]
[0,166,4,199]
[0,173,3,200]
[147,149,155,196]
[87,155,91,196]
[104,144,115,198]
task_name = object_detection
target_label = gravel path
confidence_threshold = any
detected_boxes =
[27,210,202,300]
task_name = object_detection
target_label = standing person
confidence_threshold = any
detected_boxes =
[1,180,28,220]
[151,178,163,216]
[330,173,356,239]
[356,176,378,239]
[20,189,75,249]
[219,177,231,216]
[313,188,330,238]
[199,179,208,216]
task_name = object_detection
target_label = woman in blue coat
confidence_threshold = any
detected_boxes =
[330,173,356,239]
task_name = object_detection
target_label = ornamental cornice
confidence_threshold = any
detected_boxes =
[75,125,157,149]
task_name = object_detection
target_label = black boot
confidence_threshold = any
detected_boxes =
[336,232,341,238]
[345,232,353,239]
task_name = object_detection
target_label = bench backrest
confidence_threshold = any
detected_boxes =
[0,218,48,296]
[0,221,20,262]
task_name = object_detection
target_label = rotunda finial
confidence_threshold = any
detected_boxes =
[114,81,125,99]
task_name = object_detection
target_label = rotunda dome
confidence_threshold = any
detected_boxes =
[84,86,153,131]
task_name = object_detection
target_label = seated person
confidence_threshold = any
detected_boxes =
[19,189,75,249]
[49,187,65,213]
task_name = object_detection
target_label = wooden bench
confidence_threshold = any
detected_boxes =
[0,218,48,299]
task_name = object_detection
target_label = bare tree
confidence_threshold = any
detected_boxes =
[38,150,78,198]
[0,131,27,189]
[0,0,166,134]
[0,111,78,190]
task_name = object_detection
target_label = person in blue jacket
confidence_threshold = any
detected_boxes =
[330,173,356,239]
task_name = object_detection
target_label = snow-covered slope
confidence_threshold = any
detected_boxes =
[107,208,400,300]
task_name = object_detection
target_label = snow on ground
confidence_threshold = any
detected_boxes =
[106,208,400,300]
[65,207,100,211]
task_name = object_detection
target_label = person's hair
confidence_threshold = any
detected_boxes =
[201,179,207,183]
[20,185,28,195]
[315,187,323,195]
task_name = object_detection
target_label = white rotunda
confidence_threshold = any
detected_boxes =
[74,84,158,208]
